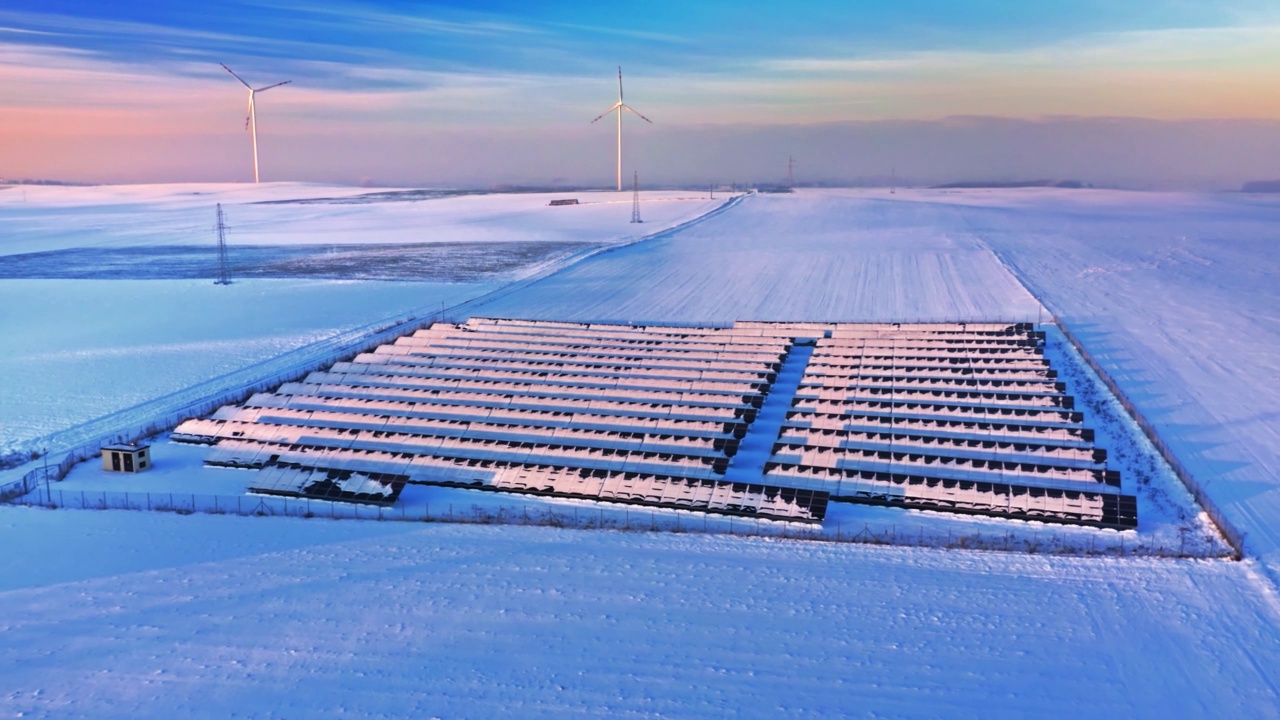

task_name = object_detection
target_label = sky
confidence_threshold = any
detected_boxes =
[2,1,1280,188]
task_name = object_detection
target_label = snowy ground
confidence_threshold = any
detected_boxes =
[2,510,1278,718]
[3,186,1280,716]
[475,191,1043,323]
[0,184,722,453]
[0,279,497,445]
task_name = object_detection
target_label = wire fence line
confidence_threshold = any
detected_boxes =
[1050,318,1246,561]
[5,487,1224,560]
[973,241,1246,561]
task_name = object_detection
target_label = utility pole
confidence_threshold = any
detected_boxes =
[787,156,795,189]
[890,167,896,194]
[214,203,231,285]
[630,171,643,224]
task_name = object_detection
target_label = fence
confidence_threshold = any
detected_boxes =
[1052,319,1246,560]
[6,486,1226,560]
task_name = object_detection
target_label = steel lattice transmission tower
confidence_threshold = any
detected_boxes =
[214,203,232,285]
[630,171,643,224]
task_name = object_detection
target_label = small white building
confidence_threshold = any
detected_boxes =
[101,443,151,473]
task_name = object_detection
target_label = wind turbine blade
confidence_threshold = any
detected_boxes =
[621,104,653,124]
[617,66,623,101]
[255,80,292,92]
[590,102,622,124]
[221,63,251,89]
[245,95,253,130]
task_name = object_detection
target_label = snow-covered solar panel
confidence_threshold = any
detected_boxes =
[183,319,1130,528]
[248,463,406,506]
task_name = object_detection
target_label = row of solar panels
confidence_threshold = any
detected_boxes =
[463,318,753,338]
[804,364,1057,381]
[469,318,1037,336]
[391,345,789,367]
[278,382,762,423]
[407,326,791,352]
[817,337,1043,349]
[303,368,762,409]
[248,463,407,506]
[799,375,1065,393]
[792,398,1083,424]
[485,465,829,522]
[375,344,785,374]
[228,396,751,440]
[795,386,1074,409]
[769,444,1119,487]
[775,427,1105,464]
[429,330,1049,356]
[329,361,770,395]
[814,345,1045,360]
[828,322,1042,334]
[412,328,794,352]
[466,317,809,339]
[784,411,1095,444]
[810,354,1050,369]
[403,338,791,362]
[354,352,780,382]
[177,414,741,460]
[761,462,1134,528]
[202,435,732,480]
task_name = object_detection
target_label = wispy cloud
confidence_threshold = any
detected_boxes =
[758,24,1280,77]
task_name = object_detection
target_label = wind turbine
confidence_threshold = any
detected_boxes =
[221,63,291,184]
[591,67,652,191]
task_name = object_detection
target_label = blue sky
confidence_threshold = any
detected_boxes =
[5,1,1274,81]
[2,1,1279,185]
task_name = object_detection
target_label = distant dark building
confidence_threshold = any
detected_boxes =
[1241,180,1280,193]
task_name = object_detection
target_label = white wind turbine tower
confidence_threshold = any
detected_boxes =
[221,63,291,184]
[591,67,652,191]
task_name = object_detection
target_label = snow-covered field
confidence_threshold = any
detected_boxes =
[3,186,1280,717]
[477,192,1043,323]
[3,510,1278,718]
[0,184,722,453]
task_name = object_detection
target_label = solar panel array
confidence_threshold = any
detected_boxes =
[173,319,1135,529]
[173,318,829,522]
[763,323,1137,528]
